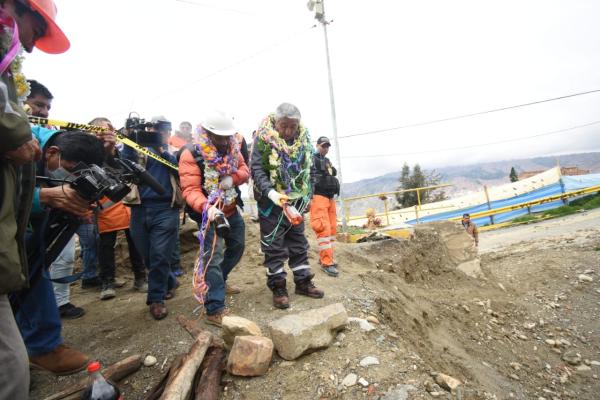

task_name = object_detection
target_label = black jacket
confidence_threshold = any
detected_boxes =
[311,153,339,198]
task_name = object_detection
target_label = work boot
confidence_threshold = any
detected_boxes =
[295,276,324,299]
[321,264,339,277]
[149,303,168,320]
[29,344,89,376]
[58,303,85,319]
[271,280,290,309]
[205,308,232,327]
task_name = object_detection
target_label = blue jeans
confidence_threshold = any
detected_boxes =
[77,223,98,280]
[14,229,62,357]
[129,205,179,305]
[202,211,245,315]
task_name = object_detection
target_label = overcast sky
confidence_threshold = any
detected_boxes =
[23,0,600,182]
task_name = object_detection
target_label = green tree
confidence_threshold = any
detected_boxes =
[509,166,519,182]
[396,164,447,208]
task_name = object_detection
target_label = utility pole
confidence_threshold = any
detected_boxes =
[307,0,347,232]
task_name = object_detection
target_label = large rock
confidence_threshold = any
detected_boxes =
[222,316,262,345]
[269,303,348,360]
[226,336,273,376]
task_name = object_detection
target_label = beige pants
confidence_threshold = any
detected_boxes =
[0,294,29,399]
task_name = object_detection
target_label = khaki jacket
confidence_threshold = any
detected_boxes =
[0,74,35,294]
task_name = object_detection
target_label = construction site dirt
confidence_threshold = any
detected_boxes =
[31,208,600,400]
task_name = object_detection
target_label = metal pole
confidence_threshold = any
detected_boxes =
[319,0,347,232]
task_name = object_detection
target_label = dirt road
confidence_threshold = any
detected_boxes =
[480,208,600,253]
[30,212,600,400]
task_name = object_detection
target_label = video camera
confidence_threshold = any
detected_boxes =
[36,159,165,267]
[124,112,171,147]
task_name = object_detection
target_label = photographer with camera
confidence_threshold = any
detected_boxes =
[25,80,94,318]
[122,116,184,320]
[179,111,249,327]
[12,128,105,377]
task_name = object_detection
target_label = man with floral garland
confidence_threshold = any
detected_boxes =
[0,0,70,394]
[179,110,249,326]
[250,103,324,309]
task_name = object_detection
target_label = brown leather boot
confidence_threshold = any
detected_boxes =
[295,277,324,299]
[272,280,290,309]
[29,344,89,376]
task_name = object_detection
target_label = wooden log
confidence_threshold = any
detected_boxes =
[160,331,212,400]
[195,346,226,400]
[43,354,143,400]
[144,355,185,400]
[177,315,203,338]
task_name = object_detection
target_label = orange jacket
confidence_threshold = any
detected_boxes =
[97,199,131,234]
[179,147,250,217]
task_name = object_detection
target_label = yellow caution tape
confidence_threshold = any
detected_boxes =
[28,116,179,171]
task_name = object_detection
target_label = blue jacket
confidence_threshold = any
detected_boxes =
[121,144,176,206]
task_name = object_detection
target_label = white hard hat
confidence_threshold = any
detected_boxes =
[200,110,236,136]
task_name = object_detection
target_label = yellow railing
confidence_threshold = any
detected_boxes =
[341,183,452,226]
[448,184,600,221]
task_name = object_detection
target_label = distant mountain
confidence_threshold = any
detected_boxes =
[341,152,600,217]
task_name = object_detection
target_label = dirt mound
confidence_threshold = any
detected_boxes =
[351,221,479,283]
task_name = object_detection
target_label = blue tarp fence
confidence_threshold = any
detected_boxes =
[405,173,600,226]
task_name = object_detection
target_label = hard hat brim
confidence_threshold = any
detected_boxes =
[205,128,237,137]
[30,1,70,54]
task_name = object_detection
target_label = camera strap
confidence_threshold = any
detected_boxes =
[28,116,180,171]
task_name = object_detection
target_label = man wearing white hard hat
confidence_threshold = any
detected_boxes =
[0,0,70,395]
[179,110,249,327]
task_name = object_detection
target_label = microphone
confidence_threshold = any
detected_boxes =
[117,159,166,195]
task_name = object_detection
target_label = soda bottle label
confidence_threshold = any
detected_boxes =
[283,204,303,225]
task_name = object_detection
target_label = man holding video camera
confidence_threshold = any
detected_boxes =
[12,129,105,377]
[179,111,249,327]
[122,116,183,320]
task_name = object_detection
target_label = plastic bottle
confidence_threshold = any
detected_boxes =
[81,361,123,400]
[283,203,303,225]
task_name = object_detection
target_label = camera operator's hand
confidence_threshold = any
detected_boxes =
[96,124,116,156]
[219,176,233,190]
[3,139,41,165]
[207,205,220,222]
[40,186,92,217]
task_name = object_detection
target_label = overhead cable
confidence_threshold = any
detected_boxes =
[343,120,600,159]
[340,89,600,139]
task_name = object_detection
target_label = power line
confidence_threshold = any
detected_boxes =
[339,89,600,139]
[147,24,316,103]
[343,120,600,159]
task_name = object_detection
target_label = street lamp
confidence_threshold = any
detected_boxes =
[307,0,347,232]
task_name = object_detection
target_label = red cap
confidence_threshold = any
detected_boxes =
[28,0,70,54]
[87,361,101,373]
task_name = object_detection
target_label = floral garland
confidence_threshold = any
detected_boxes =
[11,52,29,103]
[0,15,29,104]
[256,113,312,198]
[196,128,239,206]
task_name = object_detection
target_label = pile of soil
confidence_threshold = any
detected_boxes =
[357,221,478,283]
